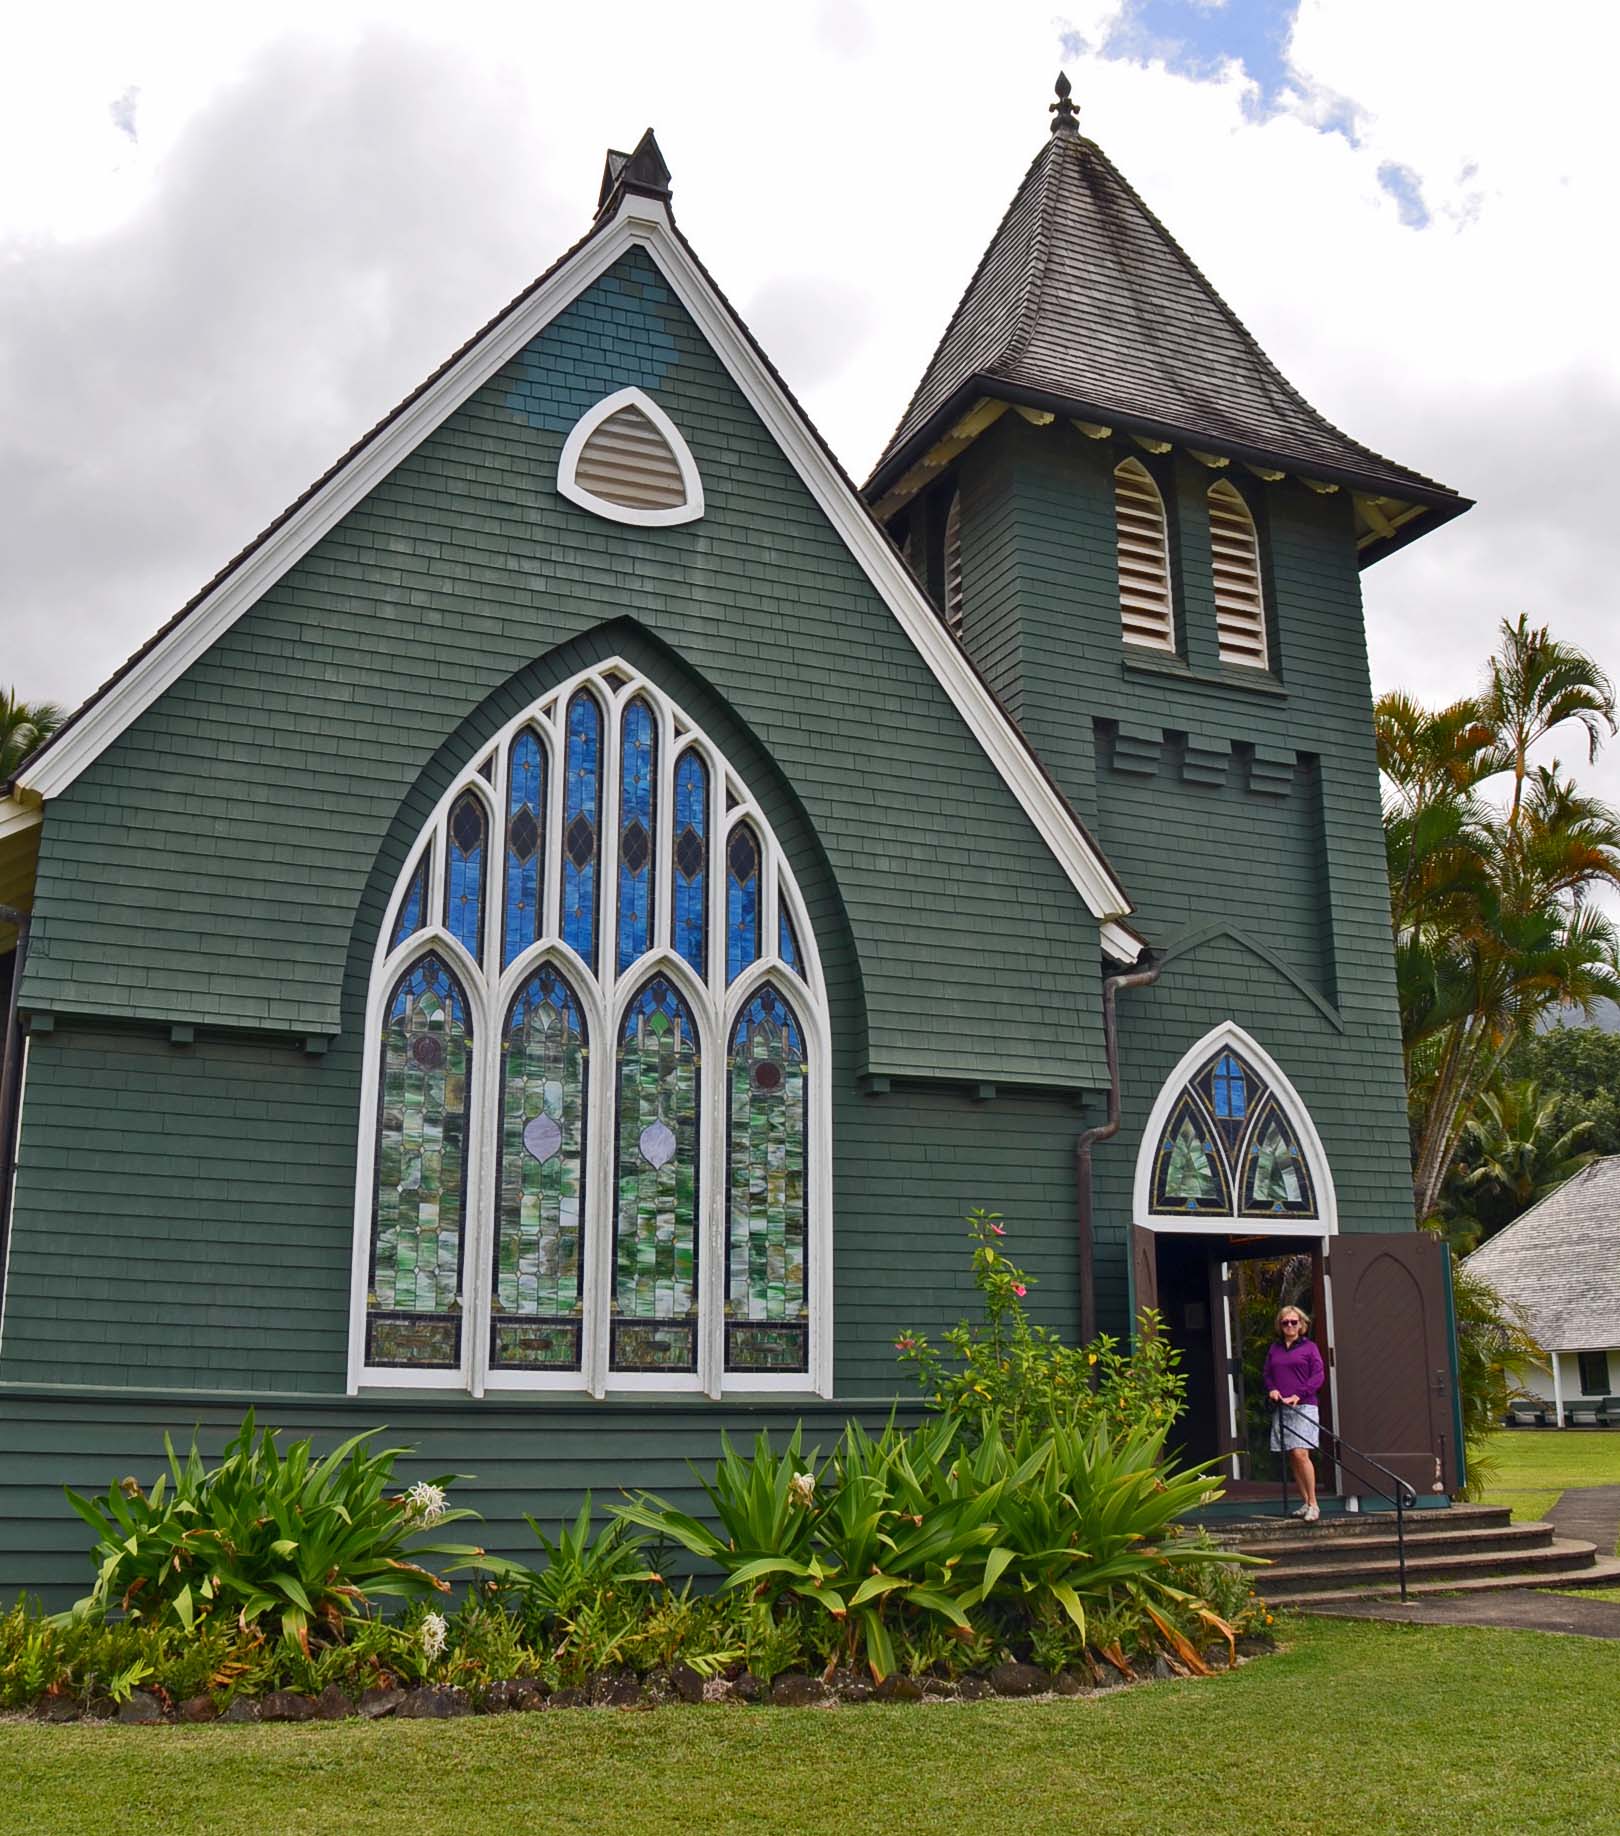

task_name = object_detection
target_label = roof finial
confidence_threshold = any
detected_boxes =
[1050,70,1079,136]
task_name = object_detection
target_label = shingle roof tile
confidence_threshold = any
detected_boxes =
[1465,1156,1620,1353]
[868,124,1466,514]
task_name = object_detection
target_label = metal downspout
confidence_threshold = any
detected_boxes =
[1075,954,1161,1344]
[0,903,30,1306]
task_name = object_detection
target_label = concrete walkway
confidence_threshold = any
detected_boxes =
[1306,1484,1620,1639]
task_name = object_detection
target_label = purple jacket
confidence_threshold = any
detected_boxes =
[1263,1338,1325,1408]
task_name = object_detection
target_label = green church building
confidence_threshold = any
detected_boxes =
[0,79,1468,1601]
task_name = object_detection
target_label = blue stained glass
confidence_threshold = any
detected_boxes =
[445,792,486,963]
[562,691,602,969]
[778,901,804,979]
[726,822,760,985]
[1211,1052,1247,1119]
[390,847,430,952]
[672,750,708,978]
[503,730,545,969]
[617,699,657,973]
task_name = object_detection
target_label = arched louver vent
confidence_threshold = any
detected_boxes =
[558,388,705,528]
[1208,480,1268,669]
[1113,459,1174,652]
[576,406,685,510]
[943,491,964,638]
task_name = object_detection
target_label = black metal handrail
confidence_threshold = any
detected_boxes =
[1274,1406,1419,1601]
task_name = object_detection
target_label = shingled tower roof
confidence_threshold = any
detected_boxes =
[866,76,1468,560]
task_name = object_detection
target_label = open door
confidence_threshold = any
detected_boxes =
[1130,1224,1159,1325]
[1328,1233,1459,1498]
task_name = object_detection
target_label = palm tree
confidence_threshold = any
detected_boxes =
[0,689,65,783]
[1380,617,1620,1221]
[1453,1079,1598,1241]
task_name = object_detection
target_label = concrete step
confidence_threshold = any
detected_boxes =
[1260,1534,1602,1600]
[1220,1503,1513,1545]
[1245,1522,1555,1571]
[1291,1553,1620,1609]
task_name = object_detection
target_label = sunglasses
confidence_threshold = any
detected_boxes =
[1281,1318,1302,1328]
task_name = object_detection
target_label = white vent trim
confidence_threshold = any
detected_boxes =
[558,386,704,527]
[943,490,964,637]
[1113,458,1175,653]
[1209,479,1268,669]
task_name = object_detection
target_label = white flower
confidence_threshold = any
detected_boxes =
[404,1480,448,1528]
[420,1612,448,1662]
[788,1471,816,1508]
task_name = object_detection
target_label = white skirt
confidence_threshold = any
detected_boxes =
[1271,1402,1320,1452]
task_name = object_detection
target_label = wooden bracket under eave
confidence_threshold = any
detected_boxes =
[869,399,1012,521]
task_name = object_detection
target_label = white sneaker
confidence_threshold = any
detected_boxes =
[1290,1504,1310,1519]
[1303,1504,1320,1523]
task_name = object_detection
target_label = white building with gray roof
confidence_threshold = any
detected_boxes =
[1466,1156,1620,1425]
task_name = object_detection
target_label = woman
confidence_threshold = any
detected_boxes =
[1265,1305,1326,1522]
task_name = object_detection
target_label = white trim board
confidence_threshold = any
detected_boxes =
[17,189,1133,942]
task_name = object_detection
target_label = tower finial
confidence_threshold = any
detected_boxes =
[1050,70,1079,136]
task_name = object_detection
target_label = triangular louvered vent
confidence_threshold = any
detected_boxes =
[943,491,964,637]
[558,388,704,527]
[1114,459,1174,651]
[1209,481,1267,668]
[577,406,685,509]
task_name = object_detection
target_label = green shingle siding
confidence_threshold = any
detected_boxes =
[20,252,1106,1091]
[953,416,1413,1334]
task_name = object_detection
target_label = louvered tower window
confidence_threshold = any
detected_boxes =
[1113,459,1174,652]
[558,387,705,528]
[942,490,964,637]
[1208,480,1268,668]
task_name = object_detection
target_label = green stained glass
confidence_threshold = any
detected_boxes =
[725,984,807,1368]
[1240,1102,1316,1217]
[1165,1119,1218,1200]
[368,954,471,1368]
[612,975,701,1368]
[493,964,588,1368]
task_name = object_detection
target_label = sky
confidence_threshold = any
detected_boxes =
[3,0,1617,814]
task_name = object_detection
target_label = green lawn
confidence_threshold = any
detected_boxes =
[1475,1428,1620,1534]
[2,1619,1616,1835]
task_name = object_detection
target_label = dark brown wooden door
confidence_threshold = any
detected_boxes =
[1130,1225,1159,1326]
[1328,1233,1458,1498]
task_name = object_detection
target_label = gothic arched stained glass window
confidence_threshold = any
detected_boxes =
[671,749,708,977]
[562,690,602,969]
[726,983,808,1374]
[1145,1036,1320,1225]
[503,730,545,969]
[612,975,701,1373]
[617,698,657,973]
[493,965,588,1370]
[727,822,760,984]
[359,662,829,1396]
[368,953,472,1369]
[445,792,487,962]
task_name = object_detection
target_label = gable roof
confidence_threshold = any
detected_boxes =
[1465,1156,1620,1352]
[866,89,1470,558]
[9,133,1140,956]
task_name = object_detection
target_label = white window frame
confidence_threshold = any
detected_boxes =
[1131,1022,1337,1239]
[556,386,705,528]
[347,658,831,1400]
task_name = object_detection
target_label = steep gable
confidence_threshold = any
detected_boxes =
[14,162,1136,1087]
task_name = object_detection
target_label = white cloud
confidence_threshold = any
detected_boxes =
[2,0,1616,821]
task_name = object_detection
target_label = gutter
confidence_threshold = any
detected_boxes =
[0,902,29,1305]
[1075,952,1162,1344]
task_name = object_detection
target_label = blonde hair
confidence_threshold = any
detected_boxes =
[1275,1305,1311,1338]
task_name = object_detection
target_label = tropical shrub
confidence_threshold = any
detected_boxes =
[893,1210,1185,1437]
[616,1414,1251,1681]
[56,1412,481,1649]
